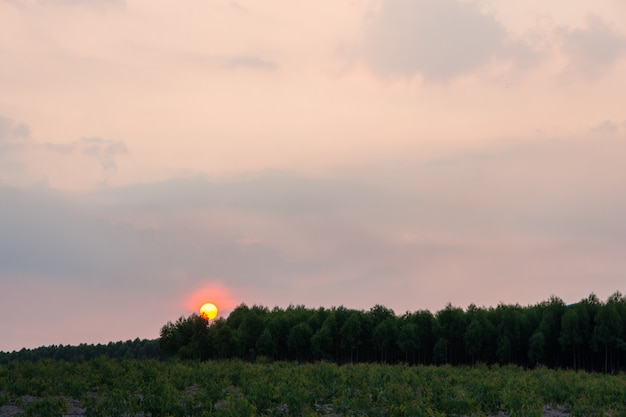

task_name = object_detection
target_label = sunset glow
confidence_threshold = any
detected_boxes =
[199,303,219,321]
[1,0,626,352]
[186,284,236,316]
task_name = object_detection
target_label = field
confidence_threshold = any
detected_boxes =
[1,358,625,417]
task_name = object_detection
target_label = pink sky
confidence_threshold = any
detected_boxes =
[1,0,626,351]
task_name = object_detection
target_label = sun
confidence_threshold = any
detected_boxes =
[199,302,219,321]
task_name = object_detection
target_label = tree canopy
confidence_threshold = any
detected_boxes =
[157,292,626,372]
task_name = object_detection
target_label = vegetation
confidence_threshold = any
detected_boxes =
[2,292,626,415]
[0,338,160,364]
[2,357,626,416]
[4,292,625,373]
[158,292,626,372]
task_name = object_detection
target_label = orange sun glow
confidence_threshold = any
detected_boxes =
[199,302,219,321]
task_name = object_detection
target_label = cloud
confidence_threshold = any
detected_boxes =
[105,171,382,213]
[590,119,620,134]
[227,55,277,71]
[78,137,129,170]
[5,0,125,12]
[3,130,626,351]
[358,0,537,81]
[43,136,128,170]
[0,116,128,188]
[170,50,278,72]
[0,116,31,146]
[558,14,626,77]
[229,1,248,14]
[36,0,125,9]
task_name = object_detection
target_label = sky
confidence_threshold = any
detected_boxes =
[1,0,626,351]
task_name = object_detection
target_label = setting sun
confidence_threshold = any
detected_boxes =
[199,302,219,321]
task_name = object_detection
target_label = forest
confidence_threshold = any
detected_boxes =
[158,292,626,372]
[3,292,625,373]
[0,338,160,364]
[2,292,626,416]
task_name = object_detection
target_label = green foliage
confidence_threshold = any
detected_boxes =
[147,291,626,372]
[18,397,67,417]
[8,292,626,372]
[2,358,626,416]
[0,339,159,364]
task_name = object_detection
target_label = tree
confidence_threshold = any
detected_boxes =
[411,310,436,364]
[236,310,265,360]
[494,305,523,364]
[214,320,236,359]
[372,318,398,363]
[559,308,582,370]
[256,327,277,359]
[397,322,419,363]
[340,312,363,363]
[433,337,448,364]
[311,325,334,361]
[464,318,483,364]
[496,335,512,364]
[158,314,209,360]
[436,304,467,364]
[528,331,545,367]
[538,296,565,368]
[287,322,313,362]
[593,302,623,373]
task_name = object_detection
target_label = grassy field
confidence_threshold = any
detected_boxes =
[1,358,625,417]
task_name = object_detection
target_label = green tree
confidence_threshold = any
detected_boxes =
[433,337,448,364]
[397,322,419,363]
[464,318,483,364]
[593,301,623,373]
[158,314,209,360]
[214,320,236,359]
[436,304,467,364]
[256,327,277,359]
[287,322,313,362]
[496,335,512,364]
[528,331,545,367]
[559,308,582,370]
[372,317,398,363]
[537,296,565,368]
[340,312,362,363]
[311,325,334,360]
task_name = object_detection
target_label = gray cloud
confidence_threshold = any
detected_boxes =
[42,136,128,170]
[558,14,626,77]
[180,52,278,72]
[358,0,538,81]
[36,0,125,9]
[78,137,129,170]
[0,116,128,187]
[590,119,620,134]
[105,171,384,213]
[3,133,626,350]
[229,1,248,14]
[0,116,31,146]
[227,55,277,71]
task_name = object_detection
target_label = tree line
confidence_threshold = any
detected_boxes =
[160,292,626,372]
[0,338,161,364]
